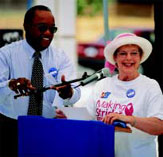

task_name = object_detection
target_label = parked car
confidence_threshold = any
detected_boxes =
[77,28,154,71]
[0,29,23,48]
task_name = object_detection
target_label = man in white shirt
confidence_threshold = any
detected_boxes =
[0,5,80,156]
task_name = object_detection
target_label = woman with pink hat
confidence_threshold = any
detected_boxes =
[84,33,163,157]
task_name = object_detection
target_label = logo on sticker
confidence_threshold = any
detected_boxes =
[126,89,135,98]
[101,92,111,98]
[48,67,58,78]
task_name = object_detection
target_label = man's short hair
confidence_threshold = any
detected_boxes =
[24,5,51,25]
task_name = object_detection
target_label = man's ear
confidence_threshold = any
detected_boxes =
[23,23,29,32]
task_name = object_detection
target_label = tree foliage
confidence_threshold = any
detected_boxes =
[77,0,103,16]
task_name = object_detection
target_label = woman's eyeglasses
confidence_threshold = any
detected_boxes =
[34,24,58,34]
[117,51,140,58]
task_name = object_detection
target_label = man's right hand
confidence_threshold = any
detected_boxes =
[9,78,35,96]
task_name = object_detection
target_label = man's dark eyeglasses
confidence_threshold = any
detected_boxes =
[35,24,58,34]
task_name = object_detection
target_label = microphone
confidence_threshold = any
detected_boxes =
[80,68,109,86]
[13,69,109,99]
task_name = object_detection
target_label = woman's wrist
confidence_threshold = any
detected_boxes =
[131,116,137,127]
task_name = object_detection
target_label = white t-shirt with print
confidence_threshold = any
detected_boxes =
[85,74,163,157]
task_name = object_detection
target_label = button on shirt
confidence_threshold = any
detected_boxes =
[0,40,80,119]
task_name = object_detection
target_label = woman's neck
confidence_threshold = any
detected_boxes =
[118,72,139,81]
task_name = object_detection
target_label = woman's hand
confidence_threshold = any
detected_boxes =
[55,109,67,119]
[102,113,135,126]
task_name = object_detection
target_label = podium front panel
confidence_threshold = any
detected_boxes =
[18,116,114,157]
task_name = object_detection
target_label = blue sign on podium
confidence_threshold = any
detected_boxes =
[18,116,114,157]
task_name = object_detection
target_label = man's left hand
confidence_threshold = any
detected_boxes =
[53,75,73,99]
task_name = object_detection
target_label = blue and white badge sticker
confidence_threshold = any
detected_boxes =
[48,67,58,78]
[126,89,135,98]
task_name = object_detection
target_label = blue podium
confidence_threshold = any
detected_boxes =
[18,116,114,157]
